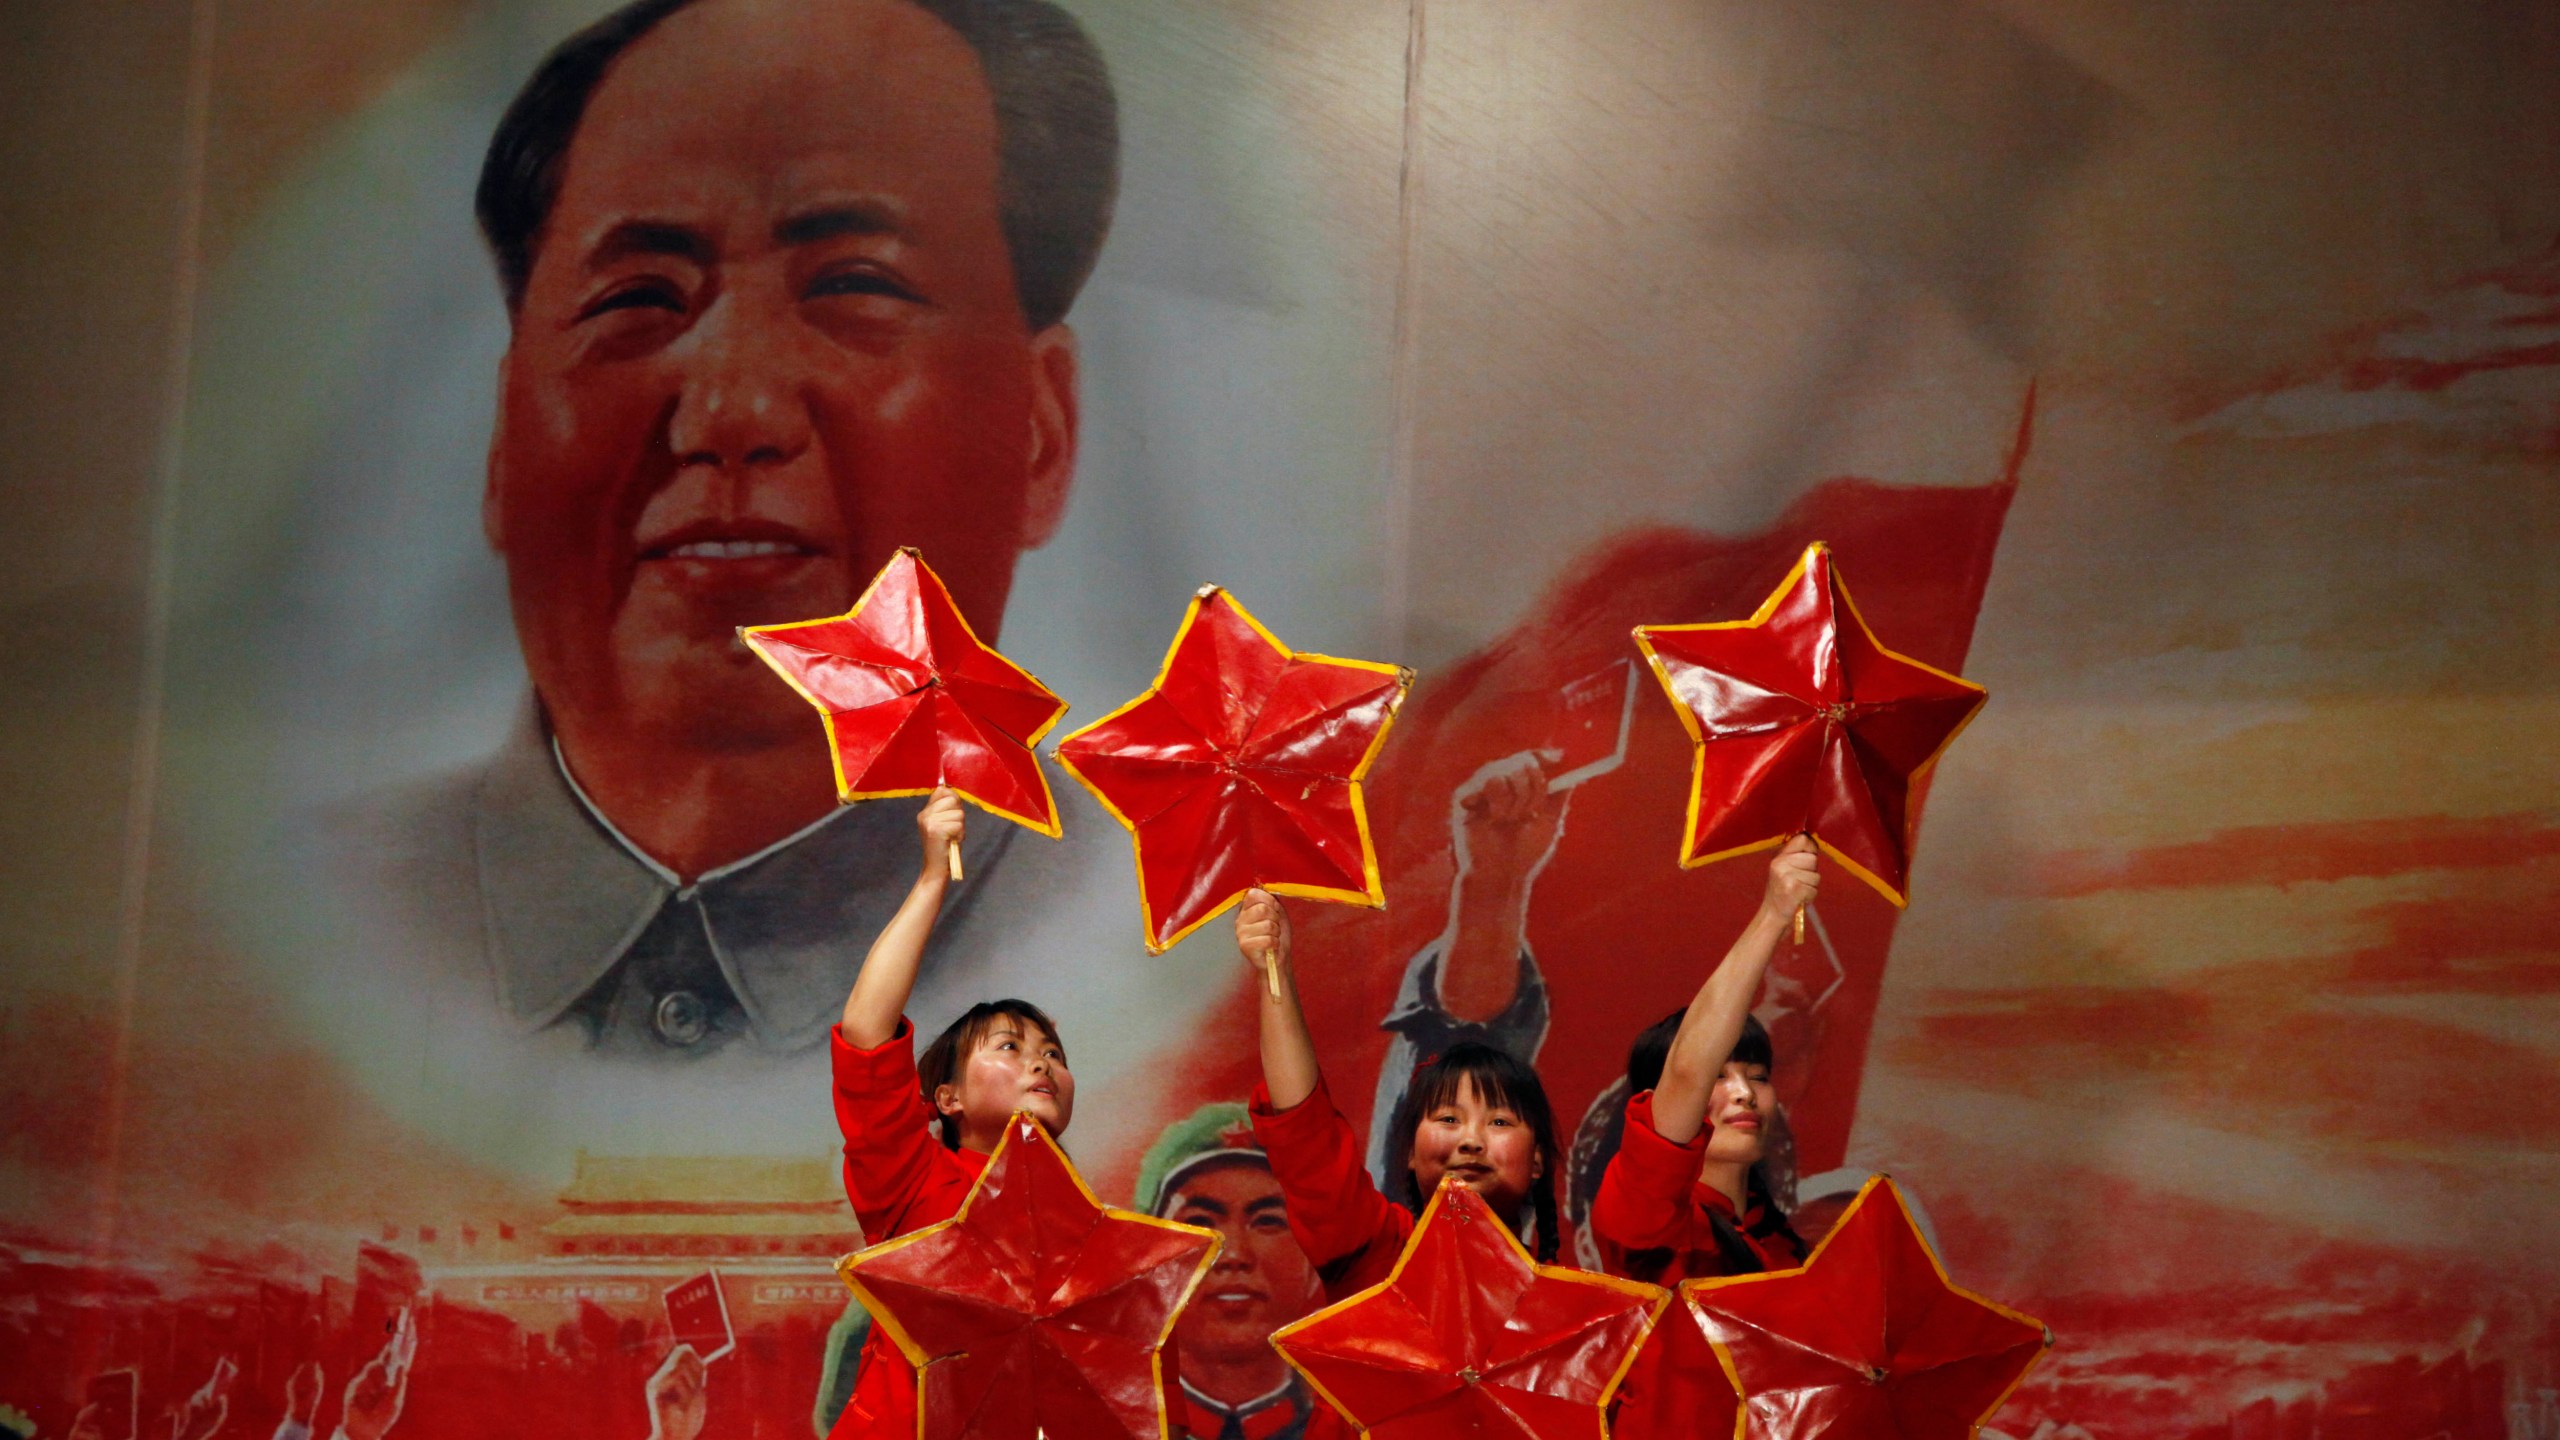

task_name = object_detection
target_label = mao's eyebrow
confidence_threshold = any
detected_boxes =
[1245,1196,1286,1218]
[1176,1195,1233,1219]
[775,201,906,247]
[587,220,714,269]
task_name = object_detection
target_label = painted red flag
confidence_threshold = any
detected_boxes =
[1153,411,2025,1197]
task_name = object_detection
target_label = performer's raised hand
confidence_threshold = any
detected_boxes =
[1239,889,1320,1110]
[917,787,967,875]
[1761,833,1821,924]
[842,788,967,1046]
[644,1345,709,1440]
[1647,840,1819,1146]
[1235,886,1292,984]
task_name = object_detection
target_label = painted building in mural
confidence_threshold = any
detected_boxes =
[434,1155,856,1326]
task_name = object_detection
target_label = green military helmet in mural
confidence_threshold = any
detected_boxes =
[1132,1102,1268,1218]
[813,1298,873,1438]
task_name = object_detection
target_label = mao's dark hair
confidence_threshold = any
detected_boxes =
[1381,1042,1563,1263]
[916,999,1062,1150]
[474,0,1118,329]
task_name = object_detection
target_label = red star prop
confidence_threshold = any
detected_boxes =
[742,548,1069,838]
[839,1113,1222,1440]
[1632,541,1987,906]
[1676,1177,2051,1440]
[1270,1177,1667,1439]
[1611,1301,1739,1440]
[1053,586,1411,952]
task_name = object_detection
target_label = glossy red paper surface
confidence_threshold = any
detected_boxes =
[1270,1179,1665,1439]
[1634,541,1987,905]
[741,548,1069,835]
[1612,1299,1740,1440]
[1054,586,1411,951]
[1679,1177,2049,1440]
[839,1113,1221,1440]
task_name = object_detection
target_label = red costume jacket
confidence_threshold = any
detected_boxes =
[1248,1078,1413,1303]
[1591,1090,1809,1438]
[1589,1090,1804,1285]
[827,1018,988,1439]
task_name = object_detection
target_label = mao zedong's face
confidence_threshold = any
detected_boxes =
[487,0,1076,770]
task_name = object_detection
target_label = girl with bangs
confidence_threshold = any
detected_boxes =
[827,789,1077,1438]
[1235,889,1567,1300]
[1589,836,1820,1283]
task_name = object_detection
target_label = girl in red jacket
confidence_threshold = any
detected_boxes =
[1589,835,1821,1284]
[1235,889,1566,1301]
[827,789,1075,1438]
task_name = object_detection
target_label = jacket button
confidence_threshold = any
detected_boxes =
[654,990,710,1046]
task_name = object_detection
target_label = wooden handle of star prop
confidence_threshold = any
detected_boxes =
[1791,828,1811,944]
[1263,946,1283,999]
[947,839,964,882]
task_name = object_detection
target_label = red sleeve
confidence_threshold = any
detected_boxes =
[1249,1077,1412,1293]
[831,1018,974,1242]
[1591,1089,1713,1252]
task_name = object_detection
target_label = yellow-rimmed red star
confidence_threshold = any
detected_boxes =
[839,1112,1222,1440]
[1271,1177,1667,1438]
[1053,586,1410,952]
[1633,541,1987,907]
[742,547,1068,842]
[1675,1176,2051,1439]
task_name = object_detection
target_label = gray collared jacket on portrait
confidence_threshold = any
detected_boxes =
[322,701,1070,1062]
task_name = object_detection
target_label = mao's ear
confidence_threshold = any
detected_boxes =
[1019,325,1078,550]
[483,350,514,554]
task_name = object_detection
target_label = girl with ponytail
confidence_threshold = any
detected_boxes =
[1235,890,1567,1299]
[1589,837,1820,1282]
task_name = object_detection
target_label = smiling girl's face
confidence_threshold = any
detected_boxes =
[1703,1060,1774,1167]
[936,1016,1074,1144]
[1407,1074,1544,1218]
